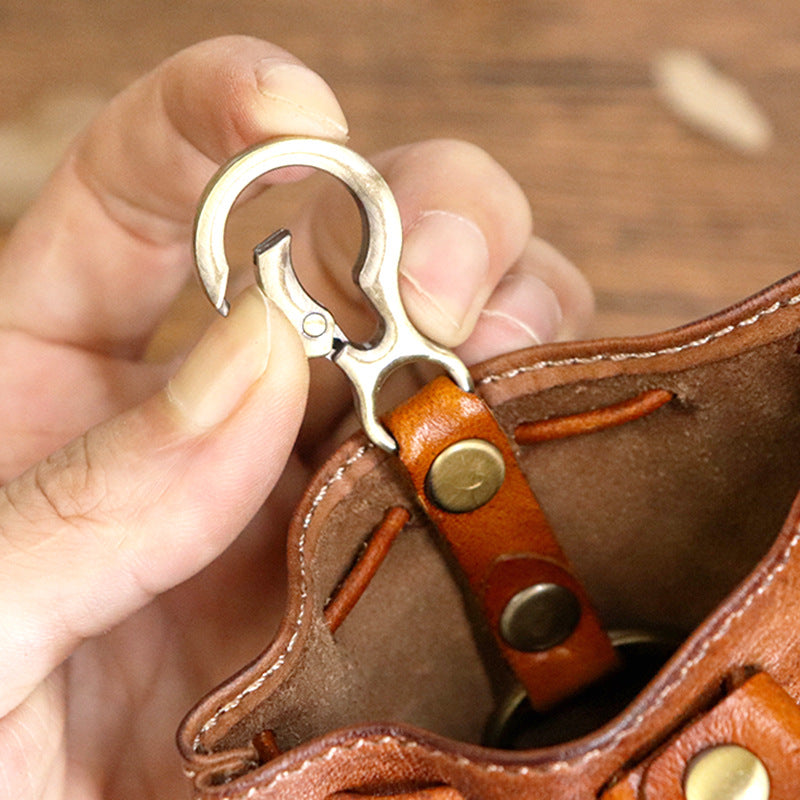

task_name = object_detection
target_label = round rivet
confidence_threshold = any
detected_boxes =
[425,438,505,513]
[302,312,328,338]
[499,583,582,652]
[684,744,770,800]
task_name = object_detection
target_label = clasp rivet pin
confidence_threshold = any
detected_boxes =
[302,312,328,338]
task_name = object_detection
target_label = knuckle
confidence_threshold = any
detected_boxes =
[11,433,108,527]
[160,36,300,162]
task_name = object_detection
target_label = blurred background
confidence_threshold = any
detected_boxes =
[1,0,799,339]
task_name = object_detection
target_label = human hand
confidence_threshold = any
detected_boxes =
[0,36,593,798]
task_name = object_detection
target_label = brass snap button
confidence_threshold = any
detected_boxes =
[684,744,770,800]
[425,438,505,513]
[499,583,581,652]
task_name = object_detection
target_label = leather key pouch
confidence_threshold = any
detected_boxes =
[178,270,800,799]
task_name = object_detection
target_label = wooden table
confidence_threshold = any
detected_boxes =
[1,0,799,338]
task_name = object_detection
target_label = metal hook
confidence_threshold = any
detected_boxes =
[193,137,473,452]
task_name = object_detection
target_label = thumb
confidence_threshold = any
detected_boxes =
[0,287,308,716]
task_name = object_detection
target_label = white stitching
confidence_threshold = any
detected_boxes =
[196,287,800,780]
[192,445,373,751]
[478,296,799,385]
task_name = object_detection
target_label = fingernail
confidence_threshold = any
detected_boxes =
[488,272,563,344]
[254,59,348,139]
[166,287,271,430]
[400,210,491,346]
[456,273,563,365]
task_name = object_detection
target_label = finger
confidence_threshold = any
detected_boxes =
[299,139,533,346]
[0,330,171,482]
[285,139,533,449]
[0,287,308,716]
[0,36,347,356]
[456,235,595,364]
[0,674,64,799]
[392,142,533,348]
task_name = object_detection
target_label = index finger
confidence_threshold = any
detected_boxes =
[0,36,348,358]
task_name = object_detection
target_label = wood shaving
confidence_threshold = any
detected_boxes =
[651,49,773,155]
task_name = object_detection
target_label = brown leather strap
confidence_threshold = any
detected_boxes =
[384,376,618,711]
[602,671,800,799]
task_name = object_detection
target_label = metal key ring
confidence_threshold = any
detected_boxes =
[193,137,473,452]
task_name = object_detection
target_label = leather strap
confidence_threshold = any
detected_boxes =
[602,671,800,799]
[384,376,618,711]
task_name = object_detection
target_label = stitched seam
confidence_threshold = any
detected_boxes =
[192,445,373,752]
[198,289,800,778]
[478,296,800,385]
[256,528,800,788]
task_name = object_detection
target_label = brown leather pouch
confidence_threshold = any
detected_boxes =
[177,266,800,799]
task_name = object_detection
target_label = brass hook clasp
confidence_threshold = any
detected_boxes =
[193,137,473,453]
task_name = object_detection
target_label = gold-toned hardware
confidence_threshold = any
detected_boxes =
[193,137,473,453]
[684,744,770,800]
[426,438,505,513]
[499,583,581,653]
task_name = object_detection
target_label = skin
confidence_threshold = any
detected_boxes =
[0,36,594,799]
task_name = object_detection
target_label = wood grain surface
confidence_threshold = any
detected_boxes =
[1,0,799,338]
